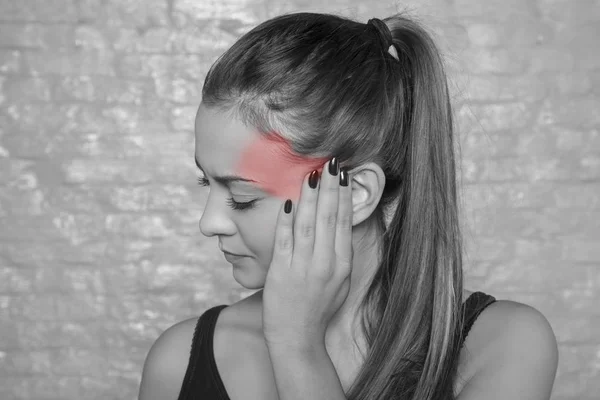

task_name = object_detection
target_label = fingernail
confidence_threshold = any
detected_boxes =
[328,157,339,176]
[308,170,319,189]
[339,168,348,186]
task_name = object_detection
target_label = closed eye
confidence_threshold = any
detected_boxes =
[197,176,257,211]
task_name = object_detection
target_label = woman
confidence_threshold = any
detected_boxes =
[139,12,558,400]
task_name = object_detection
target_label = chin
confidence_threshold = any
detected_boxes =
[231,265,266,290]
[240,282,265,290]
[234,278,265,290]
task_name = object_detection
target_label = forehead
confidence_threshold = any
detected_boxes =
[194,104,256,168]
[194,104,331,201]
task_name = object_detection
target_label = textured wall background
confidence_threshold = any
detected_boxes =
[0,0,598,399]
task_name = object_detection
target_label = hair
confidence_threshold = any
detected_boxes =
[200,11,465,400]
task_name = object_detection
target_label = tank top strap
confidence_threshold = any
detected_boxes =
[460,291,497,348]
[178,304,229,400]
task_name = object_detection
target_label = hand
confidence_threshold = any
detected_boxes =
[262,157,354,350]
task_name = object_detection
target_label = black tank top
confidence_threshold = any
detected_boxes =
[177,291,497,400]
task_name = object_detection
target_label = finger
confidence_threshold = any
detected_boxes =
[335,167,353,278]
[312,158,340,277]
[272,199,294,270]
[290,167,320,270]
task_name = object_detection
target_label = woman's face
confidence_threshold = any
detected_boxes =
[193,103,324,289]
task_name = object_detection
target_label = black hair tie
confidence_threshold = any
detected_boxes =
[367,18,398,60]
[367,18,393,48]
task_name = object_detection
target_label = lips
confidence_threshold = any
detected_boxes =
[223,250,242,256]
[223,252,246,263]
[220,246,243,256]
[220,242,246,256]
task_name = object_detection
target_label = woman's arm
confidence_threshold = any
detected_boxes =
[457,304,559,400]
[267,342,348,400]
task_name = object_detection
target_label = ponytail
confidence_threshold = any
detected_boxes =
[345,15,465,400]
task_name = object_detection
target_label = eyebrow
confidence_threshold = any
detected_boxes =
[194,156,259,185]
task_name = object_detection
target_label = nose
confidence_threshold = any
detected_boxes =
[198,194,236,237]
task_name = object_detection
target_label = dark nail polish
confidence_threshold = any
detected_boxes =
[328,157,339,176]
[339,168,348,186]
[308,170,319,189]
[284,199,292,213]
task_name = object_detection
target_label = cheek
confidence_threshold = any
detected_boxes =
[240,202,280,259]
[235,133,328,204]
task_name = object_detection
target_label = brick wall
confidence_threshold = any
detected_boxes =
[0,0,598,399]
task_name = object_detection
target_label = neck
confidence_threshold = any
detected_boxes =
[323,216,383,354]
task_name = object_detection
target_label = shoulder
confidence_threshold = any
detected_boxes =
[137,299,252,400]
[458,299,559,400]
[476,300,558,365]
[138,316,199,400]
